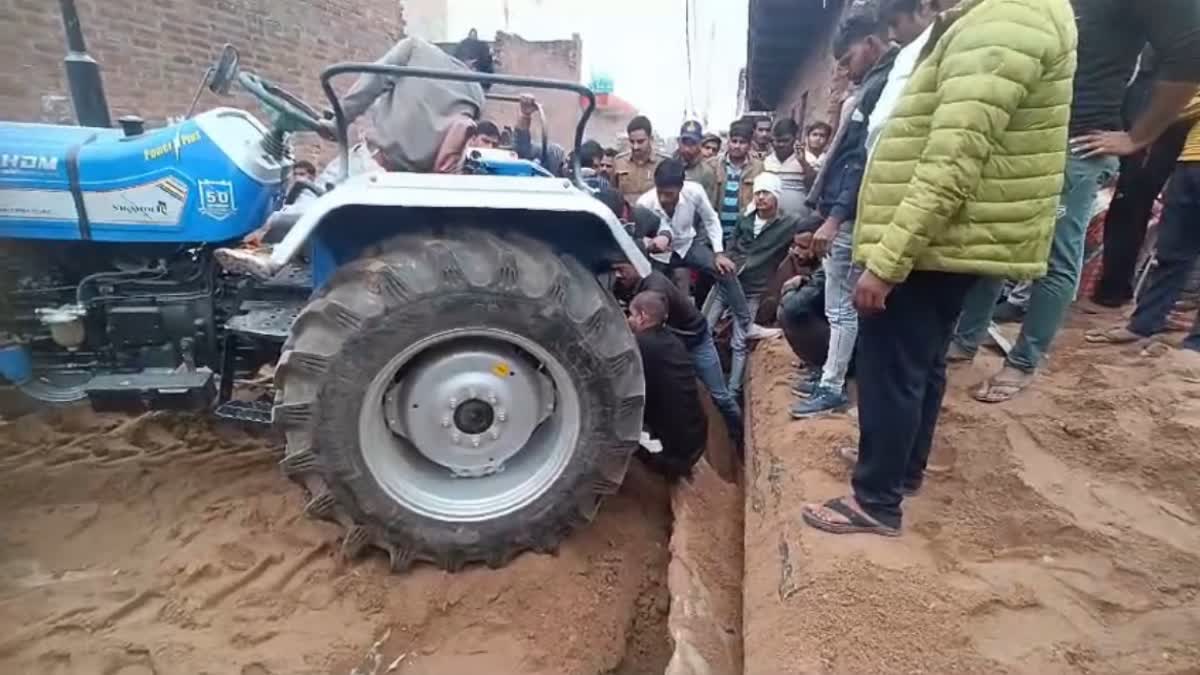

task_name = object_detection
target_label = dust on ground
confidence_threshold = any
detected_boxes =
[744,310,1200,675]
[0,407,673,675]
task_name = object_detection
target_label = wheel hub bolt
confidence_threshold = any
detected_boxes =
[496,409,507,423]
[448,397,458,409]
[472,437,481,448]
[488,393,497,404]
[451,431,461,444]
[490,429,500,439]
[441,415,452,428]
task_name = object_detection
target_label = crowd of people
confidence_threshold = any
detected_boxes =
[220,0,1200,538]
[603,0,1200,541]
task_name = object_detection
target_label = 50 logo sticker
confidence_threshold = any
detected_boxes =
[198,180,237,221]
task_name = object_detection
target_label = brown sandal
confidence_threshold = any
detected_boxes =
[802,496,901,537]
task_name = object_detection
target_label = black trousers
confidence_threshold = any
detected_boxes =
[852,271,975,528]
[1093,120,1193,305]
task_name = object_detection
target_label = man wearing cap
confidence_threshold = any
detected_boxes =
[676,120,721,208]
[703,172,801,394]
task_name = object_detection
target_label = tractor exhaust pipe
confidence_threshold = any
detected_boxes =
[58,0,111,127]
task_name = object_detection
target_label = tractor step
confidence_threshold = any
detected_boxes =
[214,399,273,424]
[261,262,312,291]
[225,300,303,341]
[86,368,215,413]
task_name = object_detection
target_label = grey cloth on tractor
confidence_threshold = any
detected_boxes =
[341,36,486,173]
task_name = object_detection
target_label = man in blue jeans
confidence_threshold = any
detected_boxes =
[790,12,896,418]
[949,0,1200,403]
[612,263,744,444]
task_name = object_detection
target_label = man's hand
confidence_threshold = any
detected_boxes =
[1071,131,1145,159]
[714,253,738,276]
[316,119,338,142]
[790,232,815,260]
[642,235,670,254]
[853,269,895,315]
[812,217,840,258]
[519,94,539,119]
[242,226,268,248]
[781,274,808,294]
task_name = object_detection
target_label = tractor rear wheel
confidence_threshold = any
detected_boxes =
[274,228,644,571]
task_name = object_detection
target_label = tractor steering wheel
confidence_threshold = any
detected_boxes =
[237,72,327,135]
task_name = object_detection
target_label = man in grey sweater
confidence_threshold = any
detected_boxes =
[214,36,493,278]
[340,35,491,174]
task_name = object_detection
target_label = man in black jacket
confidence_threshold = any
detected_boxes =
[791,12,897,418]
[628,291,708,479]
[612,263,743,443]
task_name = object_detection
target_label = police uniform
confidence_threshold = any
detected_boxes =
[614,150,669,205]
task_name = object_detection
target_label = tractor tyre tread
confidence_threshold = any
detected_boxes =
[274,228,643,571]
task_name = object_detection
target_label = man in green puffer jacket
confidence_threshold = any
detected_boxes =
[801,0,1077,538]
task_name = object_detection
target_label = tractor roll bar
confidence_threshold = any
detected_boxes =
[320,64,597,188]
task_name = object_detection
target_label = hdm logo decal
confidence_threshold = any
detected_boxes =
[198,180,237,221]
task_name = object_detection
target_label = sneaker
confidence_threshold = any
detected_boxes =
[791,370,822,397]
[789,386,849,419]
[746,323,782,341]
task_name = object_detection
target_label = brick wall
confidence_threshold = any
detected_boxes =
[0,0,412,159]
[473,32,584,151]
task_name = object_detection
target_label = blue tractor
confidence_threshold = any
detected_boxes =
[0,46,649,571]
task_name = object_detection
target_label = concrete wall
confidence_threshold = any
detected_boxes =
[478,32,583,151]
[774,30,848,132]
[770,0,875,131]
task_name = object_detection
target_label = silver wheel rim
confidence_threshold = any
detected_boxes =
[357,327,581,523]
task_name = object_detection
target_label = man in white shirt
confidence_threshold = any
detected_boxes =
[636,160,778,354]
[867,0,940,159]
[763,118,814,219]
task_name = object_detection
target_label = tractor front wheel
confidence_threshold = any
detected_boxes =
[274,228,644,571]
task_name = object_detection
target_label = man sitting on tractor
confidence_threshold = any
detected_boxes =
[216,35,494,276]
[339,34,492,174]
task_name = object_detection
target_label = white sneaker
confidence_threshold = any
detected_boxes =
[746,323,782,341]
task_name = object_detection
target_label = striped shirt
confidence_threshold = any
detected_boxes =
[719,158,745,240]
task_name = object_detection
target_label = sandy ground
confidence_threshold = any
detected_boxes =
[666,402,745,675]
[743,310,1200,674]
[0,408,675,675]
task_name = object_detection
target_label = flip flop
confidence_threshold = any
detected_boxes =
[972,367,1034,403]
[801,496,901,537]
[1084,326,1143,344]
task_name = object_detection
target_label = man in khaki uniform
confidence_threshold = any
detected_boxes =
[615,115,669,206]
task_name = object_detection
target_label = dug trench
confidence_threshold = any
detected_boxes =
[0,397,745,674]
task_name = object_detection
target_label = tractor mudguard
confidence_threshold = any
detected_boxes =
[268,172,652,283]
